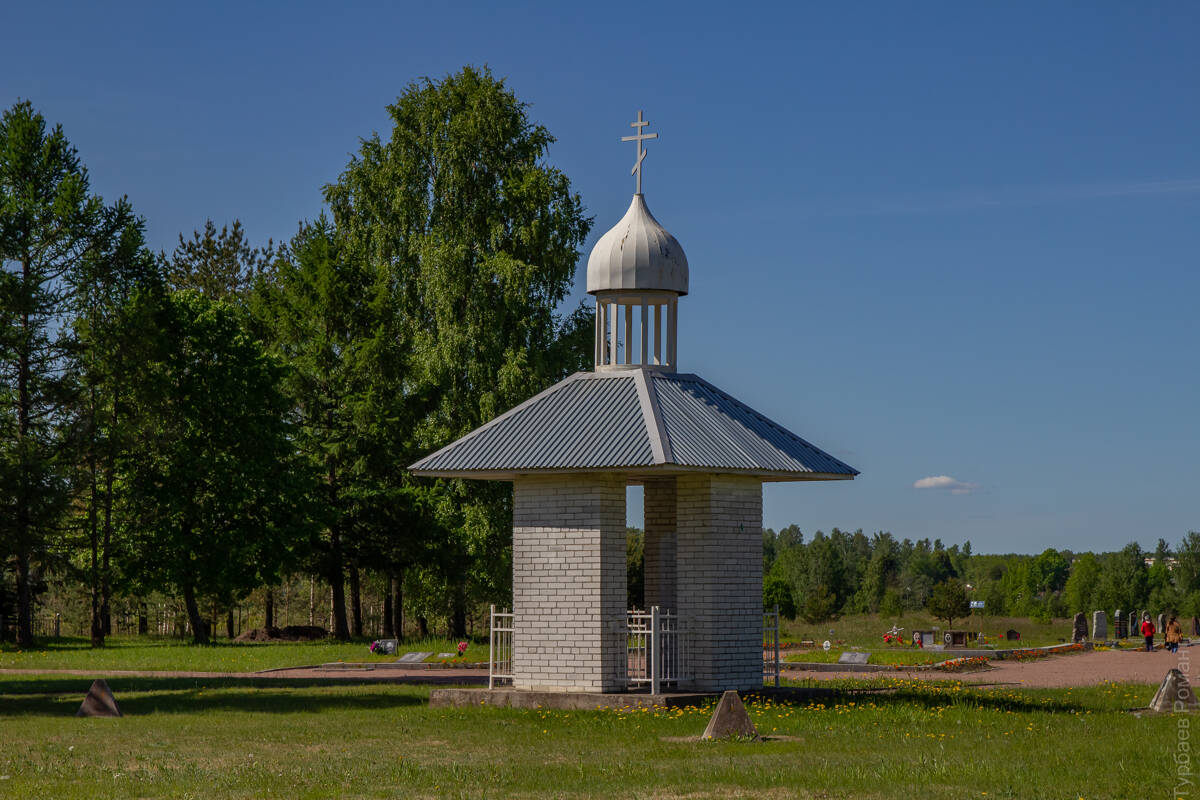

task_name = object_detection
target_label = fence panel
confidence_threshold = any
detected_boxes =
[628,607,685,693]
[763,604,780,687]
[488,605,514,689]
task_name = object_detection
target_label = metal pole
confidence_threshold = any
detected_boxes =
[773,603,781,688]
[488,604,495,691]
[650,606,660,695]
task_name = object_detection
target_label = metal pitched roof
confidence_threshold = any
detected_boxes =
[409,369,858,481]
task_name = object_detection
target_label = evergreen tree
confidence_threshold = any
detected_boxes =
[0,101,105,645]
[162,219,273,301]
[927,578,971,628]
[68,202,162,645]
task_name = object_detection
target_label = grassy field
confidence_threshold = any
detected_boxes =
[779,612,1077,650]
[784,648,960,666]
[0,637,477,673]
[0,611,1109,675]
[0,674,1173,799]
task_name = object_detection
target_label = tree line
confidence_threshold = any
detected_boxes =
[750,526,1199,624]
[0,67,593,646]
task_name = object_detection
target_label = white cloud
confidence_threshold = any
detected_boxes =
[913,475,979,495]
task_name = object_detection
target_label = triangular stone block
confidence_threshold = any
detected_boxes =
[1150,669,1199,713]
[701,690,760,741]
[76,679,122,718]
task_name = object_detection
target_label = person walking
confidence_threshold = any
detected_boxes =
[1141,613,1157,652]
[1166,615,1183,654]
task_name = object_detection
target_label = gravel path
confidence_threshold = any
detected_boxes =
[784,646,1192,687]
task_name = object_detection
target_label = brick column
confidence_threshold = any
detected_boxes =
[511,474,626,692]
[643,477,677,611]
[676,474,763,692]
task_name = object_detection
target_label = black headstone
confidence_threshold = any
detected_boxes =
[1072,612,1087,643]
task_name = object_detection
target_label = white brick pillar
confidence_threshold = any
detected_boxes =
[643,477,677,611]
[511,474,626,692]
[676,474,763,692]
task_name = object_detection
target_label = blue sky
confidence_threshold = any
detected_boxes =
[5,2,1197,554]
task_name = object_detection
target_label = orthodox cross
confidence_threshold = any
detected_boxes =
[621,110,658,194]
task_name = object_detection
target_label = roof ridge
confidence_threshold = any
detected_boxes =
[633,369,672,464]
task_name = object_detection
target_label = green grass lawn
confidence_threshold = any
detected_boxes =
[0,674,1172,799]
[784,648,954,666]
[779,612,1078,650]
[0,637,478,673]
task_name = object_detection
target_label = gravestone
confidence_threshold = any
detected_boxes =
[1006,629,1021,641]
[76,679,121,718]
[702,690,760,741]
[396,651,432,664]
[1192,617,1199,637]
[436,652,456,659]
[1092,610,1107,641]
[1072,612,1087,643]
[837,651,869,665]
[1159,614,1168,638]
[371,638,397,655]
[1150,669,1199,713]
[1130,611,1140,638]
[1114,609,1124,638]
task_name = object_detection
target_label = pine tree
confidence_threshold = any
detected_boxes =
[0,101,105,645]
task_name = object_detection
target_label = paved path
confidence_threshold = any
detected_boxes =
[784,646,1190,687]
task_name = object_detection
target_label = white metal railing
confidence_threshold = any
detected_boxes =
[627,606,685,693]
[764,604,780,687]
[488,605,514,689]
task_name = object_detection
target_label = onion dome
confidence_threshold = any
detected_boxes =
[586,194,688,296]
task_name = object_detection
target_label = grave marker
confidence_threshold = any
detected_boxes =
[701,690,760,741]
[1150,669,1198,713]
[76,679,121,718]
[1092,610,1107,641]
[1072,612,1087,643]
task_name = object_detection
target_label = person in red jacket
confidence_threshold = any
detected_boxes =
[1141,613,1157,652]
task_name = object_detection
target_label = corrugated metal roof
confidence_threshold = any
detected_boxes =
[410,373,653,473]
[652,374,858,476]
[409,369,858,480]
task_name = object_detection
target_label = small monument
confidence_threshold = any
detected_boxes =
[702,690,760,741]
[1092,610,1107,641]
[1191,616,1199,637]
[1158,613,1168,638]
[1072,612,1087,643]
[76,679,121,718]
[1130,610,1140,638]
[1150,669,1199,713]
[1114,609,1124,638]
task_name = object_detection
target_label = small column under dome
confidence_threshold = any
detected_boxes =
[587,112,688,372]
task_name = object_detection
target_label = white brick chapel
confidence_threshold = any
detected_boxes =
[411,112,857,694]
